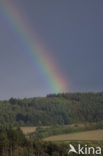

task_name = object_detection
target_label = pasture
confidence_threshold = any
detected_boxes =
[44,129,103,141]
[20,126,36,135]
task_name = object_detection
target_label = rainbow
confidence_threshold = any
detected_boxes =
[0,0,69,93]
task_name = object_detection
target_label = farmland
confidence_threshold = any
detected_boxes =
[20,126,36,135]
[44,129,103,141]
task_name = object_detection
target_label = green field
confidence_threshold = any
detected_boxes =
[44,129,103,141]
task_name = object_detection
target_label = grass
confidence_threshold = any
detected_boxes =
[44,129,103,141]
[20,126,36,135]
[20,126,50,135]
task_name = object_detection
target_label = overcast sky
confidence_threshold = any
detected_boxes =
[0,0,103,99]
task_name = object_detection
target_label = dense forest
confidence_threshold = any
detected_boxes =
[0,92,103,126]
[0,126,69,156]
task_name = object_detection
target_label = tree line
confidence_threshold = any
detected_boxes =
[0,92,103,126]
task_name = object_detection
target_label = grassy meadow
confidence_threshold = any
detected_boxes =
[20,126,36,135]
[44,129,103,141]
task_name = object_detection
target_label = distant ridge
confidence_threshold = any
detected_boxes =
[0,92,103,126]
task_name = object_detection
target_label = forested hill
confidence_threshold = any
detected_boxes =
[0,92,103,126]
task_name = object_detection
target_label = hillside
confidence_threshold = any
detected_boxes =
[0,92,103,126]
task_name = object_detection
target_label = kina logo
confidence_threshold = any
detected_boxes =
[68,144,101,155]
